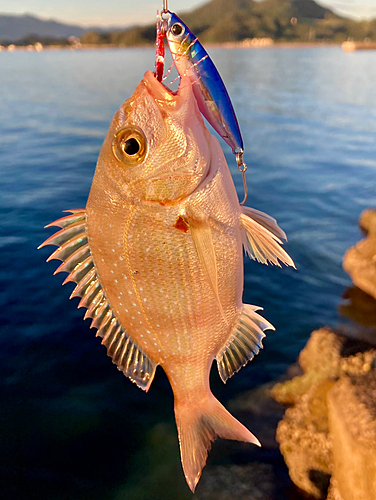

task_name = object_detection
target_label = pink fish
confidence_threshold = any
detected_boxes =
[40,71,294,491]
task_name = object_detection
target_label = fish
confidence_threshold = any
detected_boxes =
[164,10,243,155]
[40,70,294,491]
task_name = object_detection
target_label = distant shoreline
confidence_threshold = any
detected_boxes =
[1,41,343,53]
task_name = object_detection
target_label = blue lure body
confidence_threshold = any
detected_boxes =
[165,11,244,155]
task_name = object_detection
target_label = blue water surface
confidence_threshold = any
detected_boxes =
[0,46,375,499]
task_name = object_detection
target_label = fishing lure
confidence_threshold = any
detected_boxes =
[160,8,248,203]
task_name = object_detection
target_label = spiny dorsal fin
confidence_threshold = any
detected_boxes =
[187,215,226,320]
[39,210,157,392]
[240,211,295,268]
[216,304,275,383]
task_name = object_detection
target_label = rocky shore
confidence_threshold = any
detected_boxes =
[272,208,376,500]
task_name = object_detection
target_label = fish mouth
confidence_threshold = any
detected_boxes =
[136,70,212,204]
[142,70,191,104]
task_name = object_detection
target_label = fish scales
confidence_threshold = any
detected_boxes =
[41,70,294,492]
[87,141,242,363]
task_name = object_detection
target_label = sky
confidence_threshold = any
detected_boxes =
[0,0,375,27]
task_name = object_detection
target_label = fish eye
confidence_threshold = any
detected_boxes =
[112,127,147,166]
[123,138,140,156]
[171,23,184,37]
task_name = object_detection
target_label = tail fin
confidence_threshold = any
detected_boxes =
[174,393,260,492]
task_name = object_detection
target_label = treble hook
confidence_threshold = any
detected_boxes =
[236,150,248,206]
[162,0,168,13]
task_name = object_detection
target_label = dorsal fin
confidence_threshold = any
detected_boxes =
[240,211,295,268]
[216,304,275,383]
[39,210,157,392]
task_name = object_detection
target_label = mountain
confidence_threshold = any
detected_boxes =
[0,14,87,41]
[81,0,376,45]
[176,0,342,42]
[0,14,129,43]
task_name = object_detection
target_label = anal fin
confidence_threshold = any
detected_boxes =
[216,304,275,383]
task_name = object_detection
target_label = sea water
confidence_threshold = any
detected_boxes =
[0,46,375,499]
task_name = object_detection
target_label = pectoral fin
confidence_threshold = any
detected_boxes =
[241,210,295,268]
[187,215,225,319]
[242,206,287,241]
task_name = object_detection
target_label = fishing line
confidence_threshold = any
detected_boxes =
[166,74,181,87]
[162,62,177,82]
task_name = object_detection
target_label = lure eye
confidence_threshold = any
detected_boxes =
[171,23,184,37]
[112,127,147,166]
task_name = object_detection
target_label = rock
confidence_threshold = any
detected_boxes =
[343,236,376,300]
[327,371,376,500]
[276,379,334,499]
[339,340,376,375]
[272,328,376,499]
[272,328,342,405]
[359,208,376,235]
[343,209,376,300]
[272,328,376,406]
[298,329,342,375]
[339,286,376,333]
[326,478,343,500]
